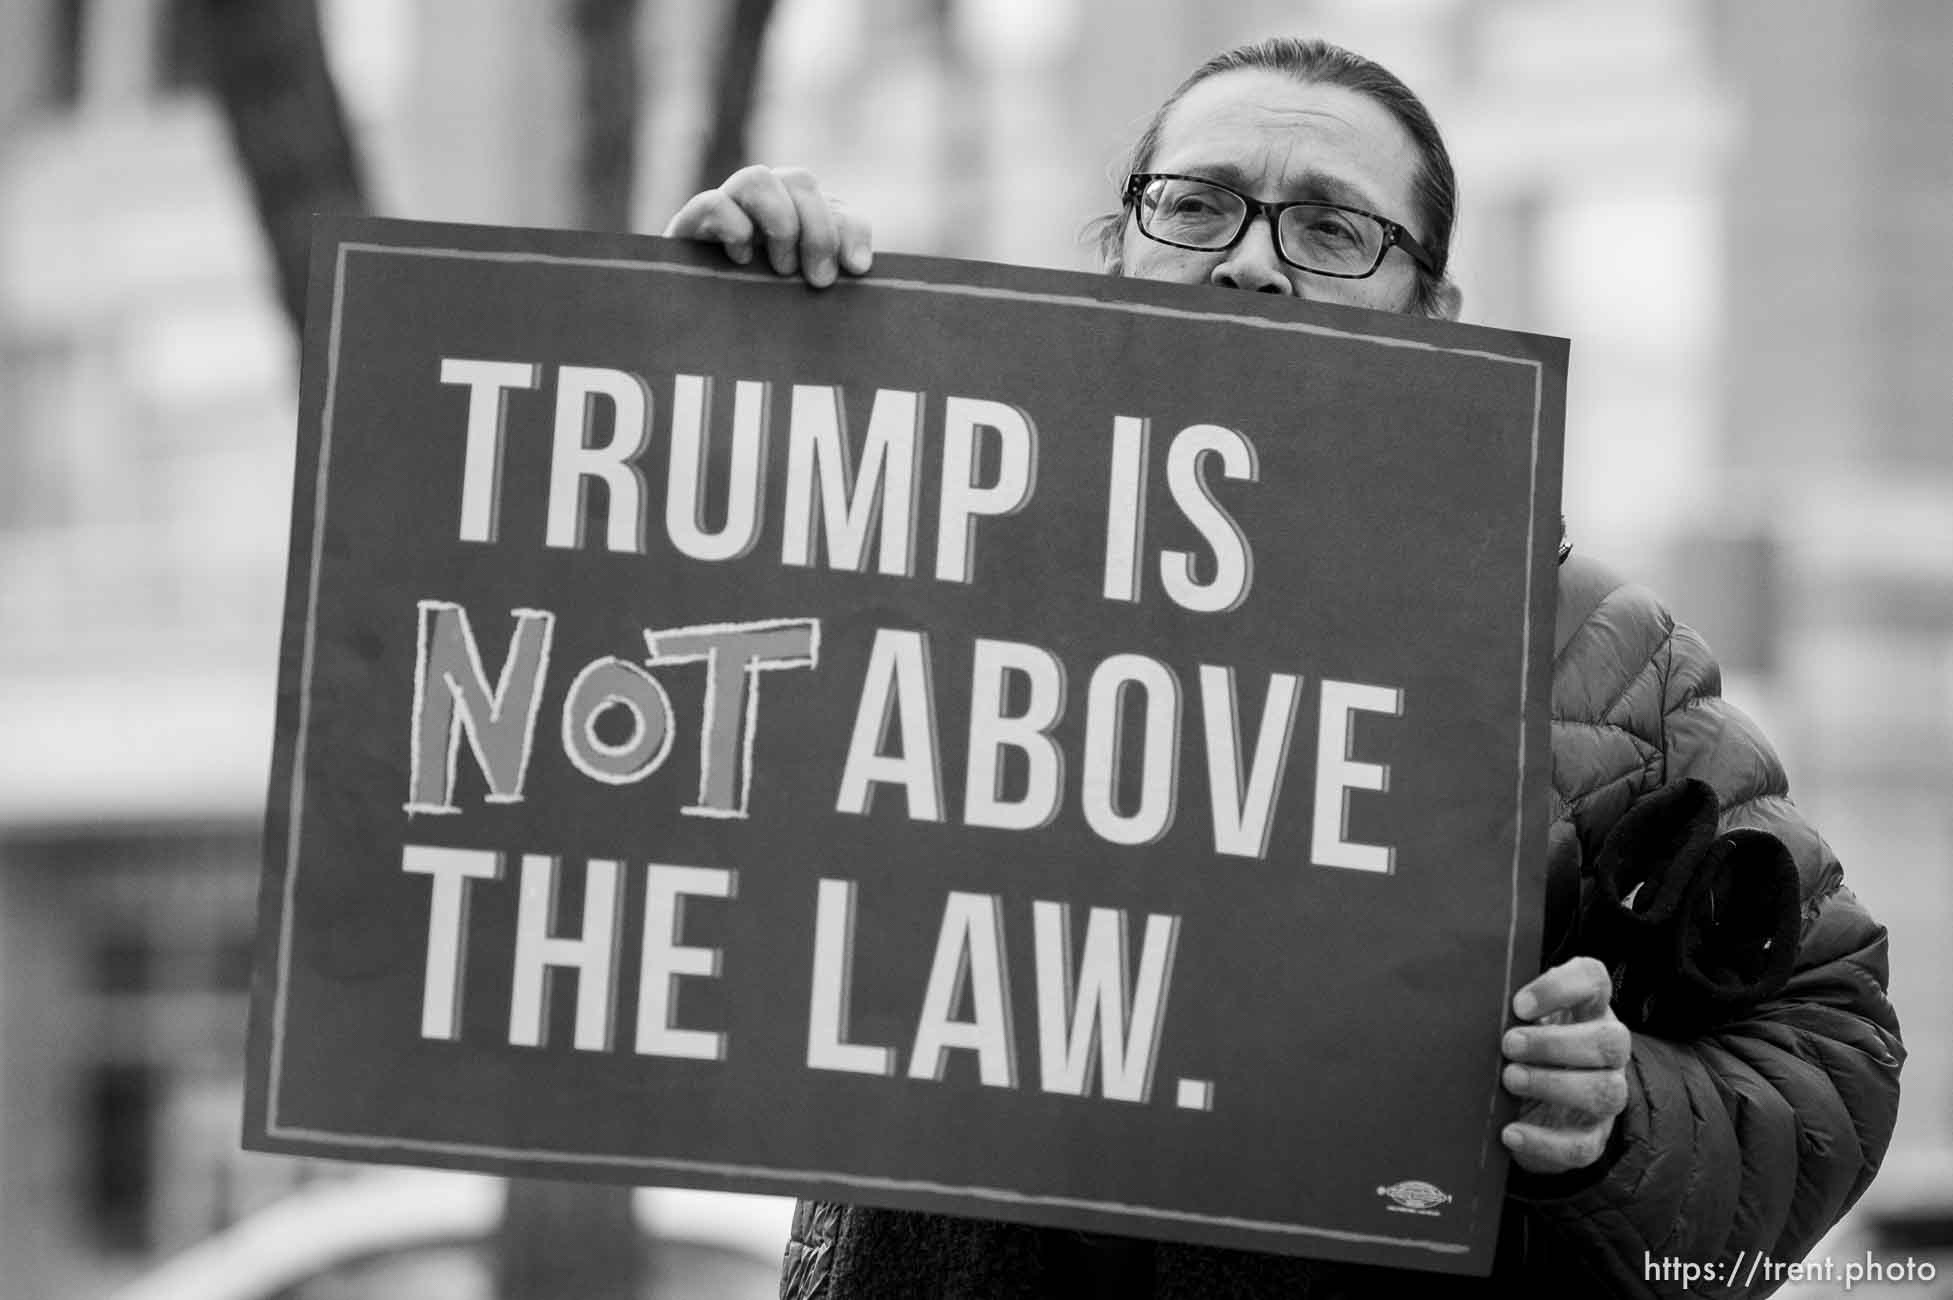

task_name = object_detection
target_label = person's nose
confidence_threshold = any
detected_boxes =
[1210,213,1294,295]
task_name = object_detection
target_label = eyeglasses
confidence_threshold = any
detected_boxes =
[1124,173,1437,279]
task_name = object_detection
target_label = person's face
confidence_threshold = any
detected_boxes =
[1119,68,1458,318]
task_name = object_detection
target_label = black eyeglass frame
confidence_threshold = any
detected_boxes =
[1122,172,1439,279]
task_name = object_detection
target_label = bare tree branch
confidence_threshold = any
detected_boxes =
[572,0,643,231]
[202,0,367,333]
[698,0,779,191]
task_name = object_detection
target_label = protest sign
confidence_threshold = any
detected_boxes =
[245,215,1567,1274]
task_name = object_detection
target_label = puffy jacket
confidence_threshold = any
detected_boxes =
[779,554,1905,1298]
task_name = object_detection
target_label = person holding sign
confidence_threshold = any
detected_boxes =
[669,36,1902,1298]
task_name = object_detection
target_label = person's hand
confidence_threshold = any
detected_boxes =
[663,165,872,289]
[1500,956,1631,1174]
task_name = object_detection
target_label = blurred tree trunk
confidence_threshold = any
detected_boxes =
[926,0,984,258]
[573,0,643,230]
[697,0,779,190]
[201,0,367,333]
[498,1178,643,1300]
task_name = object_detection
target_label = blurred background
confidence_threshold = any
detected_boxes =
[0,0,1948,1296]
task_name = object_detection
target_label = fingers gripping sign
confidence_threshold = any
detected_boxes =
[1500,956,1631,1174]
[663,165,873,288]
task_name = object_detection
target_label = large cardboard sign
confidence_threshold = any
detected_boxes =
[246,215,1566,1274]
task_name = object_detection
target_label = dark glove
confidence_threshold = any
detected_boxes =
[1630,827,1802,1037]
[1562,779,1802,1036]
[1578,778,1720,980]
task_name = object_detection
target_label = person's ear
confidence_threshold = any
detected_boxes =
[1428,278,1462,321]
[1100,226,1126,277]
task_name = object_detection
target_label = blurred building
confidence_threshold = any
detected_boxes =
[0,2,293,1296]
[0,0,1947,1295]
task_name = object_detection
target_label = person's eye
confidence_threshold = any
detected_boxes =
[1302,214,1362,245]
[1164,190,1226,217]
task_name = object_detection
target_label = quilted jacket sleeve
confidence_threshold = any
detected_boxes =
[780,1199,842,1299]
[1514,579,1905,1297]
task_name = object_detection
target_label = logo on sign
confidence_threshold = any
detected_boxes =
[1376,1180,1452,1216]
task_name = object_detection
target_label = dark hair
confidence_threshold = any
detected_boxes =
[1089,37,1458,314]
